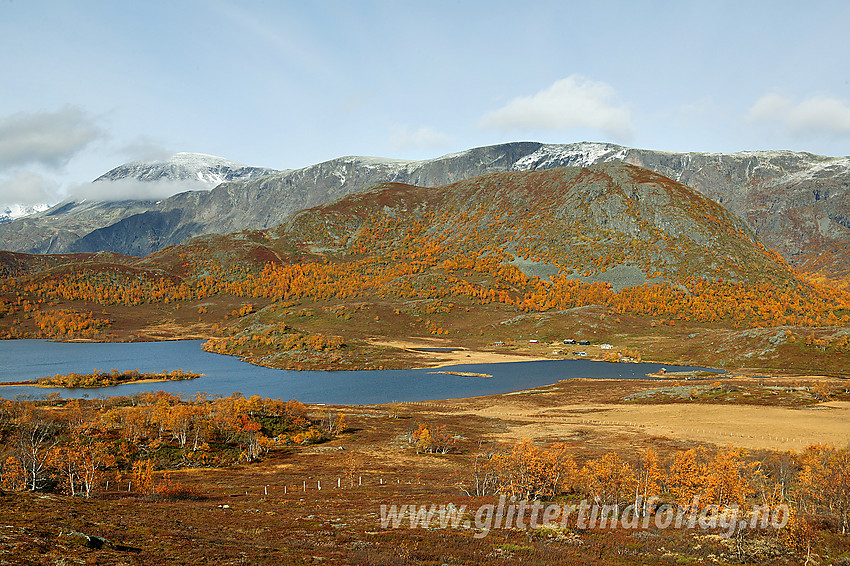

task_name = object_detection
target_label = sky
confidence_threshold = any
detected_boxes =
[1,0,849,206]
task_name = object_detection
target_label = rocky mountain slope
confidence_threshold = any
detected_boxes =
[142,161,804,302]
[1,143,847,287]
[264,162,783,287]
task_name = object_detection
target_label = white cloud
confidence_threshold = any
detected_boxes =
[71,178,210,202]
[747,93,791,122]
[390,125,452,151]
[479,75,634,140]
[0,106,104,170]
[747,93,850,135]
[0,170,60,205]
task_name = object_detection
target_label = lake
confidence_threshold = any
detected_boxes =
[0,340,723,404]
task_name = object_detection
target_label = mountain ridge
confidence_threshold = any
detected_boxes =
[1,142,848,289]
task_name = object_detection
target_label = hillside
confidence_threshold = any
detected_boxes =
[3,163,847,375]
[270,163,779,287]
[1,143,847,291]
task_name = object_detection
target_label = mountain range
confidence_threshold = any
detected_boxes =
[1,142,848,289]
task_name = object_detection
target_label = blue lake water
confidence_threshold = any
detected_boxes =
[0,340,723,404]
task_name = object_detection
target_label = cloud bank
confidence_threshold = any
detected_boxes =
[748,93,850,136]
[71,178,210,202]
[480,75,634,140]
[0,106,105,169]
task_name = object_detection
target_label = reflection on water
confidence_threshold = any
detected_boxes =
[0,340,724,405]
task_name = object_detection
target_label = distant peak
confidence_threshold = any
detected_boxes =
[92,152,274,186]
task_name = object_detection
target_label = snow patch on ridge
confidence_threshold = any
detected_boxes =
[511,142,629,171]
[0,203,50,223]
[779,157,850,186]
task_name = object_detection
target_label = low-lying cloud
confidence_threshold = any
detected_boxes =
[71,177,211,202]
[0,106,105,169]
[480,75,634,140]
[748,93,850,136]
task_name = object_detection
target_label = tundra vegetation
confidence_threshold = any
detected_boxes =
[0,387,848,564]
[0,393,344,496]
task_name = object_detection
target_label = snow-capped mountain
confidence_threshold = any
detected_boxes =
[94,152,276,188]
[0,203,50,224]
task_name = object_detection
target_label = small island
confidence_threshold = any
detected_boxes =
[427,370,493,378]
[2,369,203,388]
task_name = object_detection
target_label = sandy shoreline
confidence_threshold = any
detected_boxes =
[368,338,551,368]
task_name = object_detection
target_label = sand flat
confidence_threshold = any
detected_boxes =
[470,401,850,451]
[368,338,549,368]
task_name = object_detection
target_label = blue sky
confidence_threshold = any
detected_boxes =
[1,0,849,205]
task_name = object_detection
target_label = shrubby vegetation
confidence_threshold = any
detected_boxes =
[0,393,346,498]
[465,440,850,537]
[32,369,201,388]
